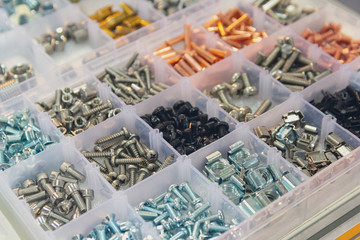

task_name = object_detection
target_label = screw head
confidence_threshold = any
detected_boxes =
[243,86,257,96]
[121,127,129,138]
[168,184,178,192]
[146,149,158,162]
[60,162,73,173]
[127,164,138,171]
[64,182,79,195]
[36,172,48,183]
[80,189,94,199]
[117,174,129,184]
[139,168,150,176]
[212,84,226,95]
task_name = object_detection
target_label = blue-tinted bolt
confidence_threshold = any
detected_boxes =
[71,234,83,240]
[139,202,162,215]
[153,212,169,225]
[165,203,178,219]
[137,210,158,221]
[203,222,229,234]
[198,210,224,224]
[180,182,202,205]
[189,202,211,221]
[169,228,187,240]
[103,214,121,234]
[94,224,107,240]
[169,184,189,205]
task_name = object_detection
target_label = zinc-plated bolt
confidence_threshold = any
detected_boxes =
[139,202,163,215]
[94,224,107,240]
[169,184,189,205]
[81,189,94,211]
[53,89,62,112]
[136,168,150,184]
[137,210,158,220]
[169,228,187,240]
[41,205,70,223]
[60,162,85,182]
[157,154,175,172]
[128,164,138,187]
[189,202,211,221]
[103,214,121,234]
[64,183,87,213]
[254,99,271,117]
[241,73,257,96]
[203,222,229,234]
[180,182,201,205]
[25,190,47,203]
[83,100,113,117]
[198,210,224,224]
[95,127,129,144]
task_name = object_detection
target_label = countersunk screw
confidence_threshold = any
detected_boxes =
[169,184,189,205]
[60,162,86,182]
[83,100,113,117]
[157,154,175,172]
[241,73,257,96]
[41,205,70,223]
[81,189,94,211]
[64,183,87,213]
[136,168,150,184]
[95,127,129,144]
[128,164,138,187]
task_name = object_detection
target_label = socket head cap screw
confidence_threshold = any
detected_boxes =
[60,162,73,173]
[37,172,48,183]
[64,182,79,195]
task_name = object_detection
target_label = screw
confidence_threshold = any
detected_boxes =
[60,162,85,182]
[41,205,70,223]
[212,84,230,105]
[95,127,129,144]
[83,100,113,117]
[94,224,107,240]
[169,184,189,205]
[81,189,94,211]
[136,168,150,183]
[254,99,272,117]
[203,222,229,234]
[25,191,47,203]
[179,182,201,205]
[104,157,118,179]
[169,228,187,240]
[117,164,129,184]
[241,73,257,96]
[65,183,87,213]
[82,151,114,158]
[189,202,211,221]
[157,154,175,172]
[112,157,145,165]
[128,164,138,187]
[124,139,141,158]
[103,214,121,234]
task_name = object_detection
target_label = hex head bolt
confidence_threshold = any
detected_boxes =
[128,164,138,187]
[82,100,112,117]
[169,228,187,240]
[241,73,257,96]
[189,202,211,221]
[95,127,129,144]
[180,182,201,205]
[157,154,175,172]
[81,189,94,211]
[169,184,189,205]
[60,162,86,182]
[103,214,121,234]
[254,99,272,117]
[65,183,87,214]
[41,205,70,223]
[136,168,150,184]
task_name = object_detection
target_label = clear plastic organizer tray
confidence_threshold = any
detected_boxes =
[1,0,360,239]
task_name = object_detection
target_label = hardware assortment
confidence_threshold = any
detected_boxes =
[81,126,175,190]
[37,21,89,55]
[254,110,354,176]
[97,53,169,105]
[203,141,301,216]
[0,63,34,90]
[136,182,236,239]
[141,101,231,155]
[35,83,121,136]
[90,3,151,39]
[203,7,268,49]
[153,24,231,77]
[0,109,56,170]
[302,22,360,64]
[253,35,332,92]
[12,162,93,231]
[145,0,199,16]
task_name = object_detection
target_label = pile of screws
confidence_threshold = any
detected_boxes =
[37,21,89,55]
[203,7,268,49]
[0,109,56,171]
[141,101,231,155]
[153,24,231,77]
[137,182,237,239]
[302,22,360,64]
[90,4,151,39]
[145,0,199,16]
[252,0,317,25]
[81,126,175,190]
[2,0,55,25]
[97,53,170,105]
[12,162,94,231]
[204,141,301,216]
[203,72,273,122]
[311,86,360,138]
[72,215,143,240]
[253,36,332,92]
[0,63,34,90]
[254,110,354,176]
[35,83,121,136]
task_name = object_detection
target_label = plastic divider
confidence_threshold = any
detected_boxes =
[21,4,115,71]
[0,142,115,240]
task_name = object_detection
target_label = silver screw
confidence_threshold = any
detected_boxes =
[64,183,87,213]
[95,127,129,144]
[83,100,113,117]
[136,168,150,183]
[241,73,257,96]
[60,162,85,182]
[81,189,94,211]
[157,154,175,172]
[128,164,138,187]
[41,205,70,223]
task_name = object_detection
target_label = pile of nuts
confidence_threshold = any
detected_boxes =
[35,83,121,136]
[252,0,317,25]
[12,162,94,231]
[136,182,237,239]
[38,21,89,55]
[141,101,231,155]
[254,110,354,176]
[203,72,273,122]
[97,52,170,105]
[0,63,34,90]
[311,86,360,138]
[145,0,199,16]
[253,36,332,92]
[90,3,151,39]
[81,127,175,190]
[153,24,231,77]
[203,7,268,49]
[2,0,55,25]
[302,22,360,64]
[72,215,144,240]
[204,142,301,216]
[0,109,56,171]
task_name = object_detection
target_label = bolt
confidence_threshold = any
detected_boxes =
[81,189,94,211]
[60,162,85,182]
[189,202,211,221]
[29,198,49,216]
[137,210,158,220]
[94,224,107,240]
[95,127,129,144]
[180,182,201,205]
[169,228,187,240]
[25,190,47,203]
[64,183,87,213]
[13,185,39,196]
[169,184,189,205]
[103,214,121,234]
[254,99,272,117]
[261,45,280,67]
[53,89,62,113]
[203,222,229,234]
[41,205,70,223]
[212,84,230,105]
[282,48,301,72]
[136,168,150,183]
[37,215,53,231]
[128,164,138,187]
[153,212,169,225]
[241,73,257,96]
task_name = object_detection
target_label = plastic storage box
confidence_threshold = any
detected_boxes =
[0,0,359,239]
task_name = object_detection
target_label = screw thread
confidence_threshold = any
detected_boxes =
[116,158,145,164]
[129,169,136,187]
[254,99,271,117]
[128,143,141,158]
[95,130,125,144]
[83,151,113,158]
[72,192,87,213]
[50,211,69,223]
[83,101,112,117]
[119,164,126,175]
[157,154,174,172]
[0,79,16,90]
[87,157,107,173]
[136,173,146,184]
